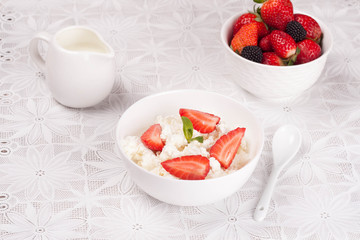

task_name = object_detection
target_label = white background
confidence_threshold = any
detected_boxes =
[0,0,360,239]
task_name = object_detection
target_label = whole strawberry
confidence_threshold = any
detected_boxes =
[270,30,297,58]
[257,21,270,38]
[259,34,272,52]
[233,13,257,36]
[262,52,284,66]
[254,0,294,31]
[296,39,321,64]
[294,14,322,43]
[231,21,267,54]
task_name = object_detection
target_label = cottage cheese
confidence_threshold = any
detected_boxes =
[121,115,251,179]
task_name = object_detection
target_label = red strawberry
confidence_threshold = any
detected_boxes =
[231,22,259,54]
[179,108,220,134]
[231,21,269,54]
[140,124,165,151]
[257,21,270,38]
[254,0,294,31]
[295,39,321,64]
[210,127,246,169]
[270,30,297,58]
[294,14,322,43]
[233,13,257,36]
[161,155,210,180]
[262,52,284,66]
[259,34,272,52]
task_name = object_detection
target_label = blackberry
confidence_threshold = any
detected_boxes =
[286,20,307,42]
[240,46,263,63]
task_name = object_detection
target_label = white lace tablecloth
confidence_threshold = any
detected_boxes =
[1,0,360,239]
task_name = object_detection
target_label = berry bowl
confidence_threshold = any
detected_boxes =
[220,12,333,99]
[115,90,264,206]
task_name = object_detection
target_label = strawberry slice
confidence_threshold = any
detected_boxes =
[161,155,210,180]
[179,108,220,134]
[210,127,246,169]
[140,124,165,151]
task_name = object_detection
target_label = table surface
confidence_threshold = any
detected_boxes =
[1,0,360,239]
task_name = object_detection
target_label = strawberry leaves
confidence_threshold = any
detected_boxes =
[181,116,204,143]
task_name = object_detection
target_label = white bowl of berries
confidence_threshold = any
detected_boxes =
[220,0,333,99]
[115,90,264,206]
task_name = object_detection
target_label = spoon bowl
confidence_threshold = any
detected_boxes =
[272,125,302,168]
[253,125,302,221]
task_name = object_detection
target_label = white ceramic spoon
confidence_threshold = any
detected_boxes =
[253,125,302,222]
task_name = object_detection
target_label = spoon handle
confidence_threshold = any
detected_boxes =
[253,169,280,222]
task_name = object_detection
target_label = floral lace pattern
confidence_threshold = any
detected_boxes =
[0,0,360,239]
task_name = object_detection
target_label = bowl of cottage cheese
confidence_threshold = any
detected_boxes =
[115,90,264,206]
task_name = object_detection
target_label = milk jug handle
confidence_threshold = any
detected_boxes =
[29,32,52,73]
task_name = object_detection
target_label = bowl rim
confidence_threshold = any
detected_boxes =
[220,10,334,68]
[115,89,264,183]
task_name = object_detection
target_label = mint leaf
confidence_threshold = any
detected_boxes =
[181,116,193,141]
[181,116,203,143]
[190,136,204,143]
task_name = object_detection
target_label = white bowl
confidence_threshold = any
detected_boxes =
[115,90,264,206]
[220,12,333,100]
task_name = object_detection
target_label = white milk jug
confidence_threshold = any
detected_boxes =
[29,26,115,108]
